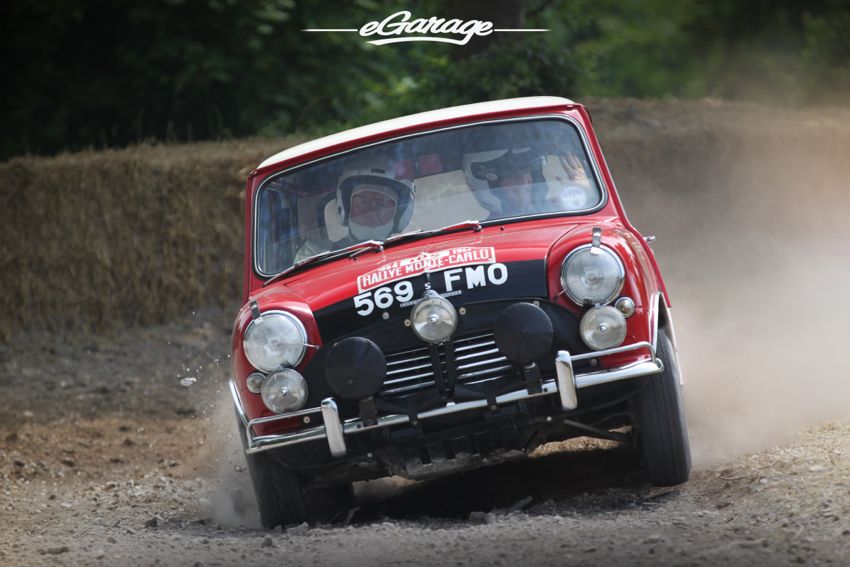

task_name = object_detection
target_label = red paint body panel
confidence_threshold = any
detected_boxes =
[234,100,671,425]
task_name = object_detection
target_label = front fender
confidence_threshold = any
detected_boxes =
[231,285,323,433]
[546,221,665,369]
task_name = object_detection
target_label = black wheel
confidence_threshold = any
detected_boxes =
[237,418,353,529]
[634,331,692,486]
[245,448,310,528]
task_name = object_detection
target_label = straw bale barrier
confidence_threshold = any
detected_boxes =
[0,139,294,338]
[2,100,849,339]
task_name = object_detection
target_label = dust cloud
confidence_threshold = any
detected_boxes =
[618,111,850,463]
[204,395,261,528]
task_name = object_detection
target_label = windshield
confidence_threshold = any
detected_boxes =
[254,118,603,276]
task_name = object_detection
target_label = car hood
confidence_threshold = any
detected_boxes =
[272,220,596,343]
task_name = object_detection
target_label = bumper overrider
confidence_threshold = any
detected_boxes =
[230,340,662,456]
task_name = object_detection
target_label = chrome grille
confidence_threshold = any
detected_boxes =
[380,333,513,396]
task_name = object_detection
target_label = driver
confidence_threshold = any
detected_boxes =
[294,154,415,261]
[346,185,398,241]
[336,153,415,244]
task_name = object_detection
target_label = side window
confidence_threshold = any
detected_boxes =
[257,188,298,274]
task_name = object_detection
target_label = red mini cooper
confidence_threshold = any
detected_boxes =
[229,97,691,528]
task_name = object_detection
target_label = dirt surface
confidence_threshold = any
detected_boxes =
[3,99,850,566]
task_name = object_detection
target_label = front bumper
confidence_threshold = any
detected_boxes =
[231,341,662,456]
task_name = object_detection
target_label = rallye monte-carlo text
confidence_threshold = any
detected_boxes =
[230,97,691,527]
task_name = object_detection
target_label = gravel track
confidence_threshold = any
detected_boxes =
[1,307,849,567]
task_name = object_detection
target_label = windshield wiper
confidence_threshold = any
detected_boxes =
[391,220,483,246]
[436,219,482,233]
[263,240,384,286]
[376,220,483,250]
[263,222,482,286]
[382,228,425,245]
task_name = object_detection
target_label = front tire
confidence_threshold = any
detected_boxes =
[238,418,352,529]
[634,331,692,486]
[246,448,310,528]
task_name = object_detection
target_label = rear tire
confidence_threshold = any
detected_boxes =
[634,331,692,486]
[238,418,353,529]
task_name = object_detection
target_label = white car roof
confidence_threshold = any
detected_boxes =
[258,96,576,169]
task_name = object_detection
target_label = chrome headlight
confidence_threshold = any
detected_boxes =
[560,245,625,305]
[580,306,627,350]
[243,311,307,372]
[410,291,458,344]
[261,368,308,414]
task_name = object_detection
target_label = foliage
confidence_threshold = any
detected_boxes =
[1,0,849,159]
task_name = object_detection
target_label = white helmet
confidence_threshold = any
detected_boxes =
[337,153,415,239]
[463,147,546,215]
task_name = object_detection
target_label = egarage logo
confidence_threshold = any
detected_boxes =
[304,10,548,46]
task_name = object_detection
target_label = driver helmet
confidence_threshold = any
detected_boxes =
[463,147,546,215]
[337,153,415,241]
